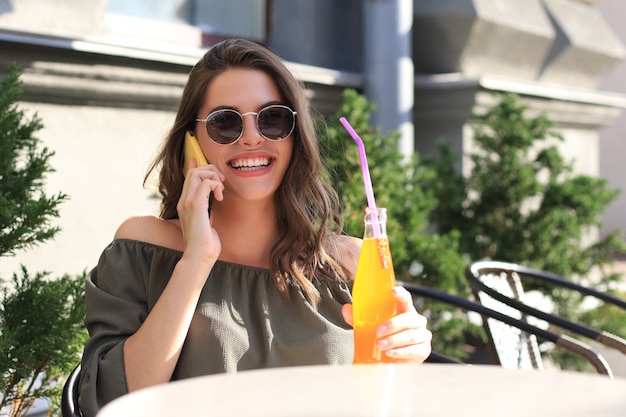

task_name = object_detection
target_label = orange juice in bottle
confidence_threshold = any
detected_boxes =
[352,207,398,364]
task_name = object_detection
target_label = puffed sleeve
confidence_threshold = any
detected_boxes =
[77,240,178,417]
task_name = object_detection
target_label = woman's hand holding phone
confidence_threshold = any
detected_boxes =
[183,131,214,216]
[178,132,225,268]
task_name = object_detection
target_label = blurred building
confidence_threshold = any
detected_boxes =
[0,0,624,282]
[597,0,626,245]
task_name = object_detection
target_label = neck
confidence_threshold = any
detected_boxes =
[212,198,279,268]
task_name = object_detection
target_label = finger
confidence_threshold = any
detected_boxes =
[377,310,428,339]
[209,176,226,202]
[183,167,225,200]
[375,286,422,338]
[186,162,224,181]
[379,324,432,348]
[183,155,199,178]
[178,169,223,225]
[383,332,433,363]
[378,323,432,360]
[392,286,416,314]
[196,179,218,212]
[341,304,353,327]
[190,156,199,169]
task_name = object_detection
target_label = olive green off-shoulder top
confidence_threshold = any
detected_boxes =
[78,239,353,417]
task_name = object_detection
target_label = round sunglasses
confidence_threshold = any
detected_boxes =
[196,104,297,145]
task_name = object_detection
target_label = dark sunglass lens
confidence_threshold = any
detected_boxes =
[207,110,243,144]
[258,106,294,140]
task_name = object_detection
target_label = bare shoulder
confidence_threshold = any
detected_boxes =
[114,215,183,251]
[335,234,362,279]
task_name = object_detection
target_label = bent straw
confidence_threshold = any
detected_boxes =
[339,117,381,237]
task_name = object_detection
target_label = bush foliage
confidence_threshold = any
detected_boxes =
[426,93,625,282]
[0,65,87,417]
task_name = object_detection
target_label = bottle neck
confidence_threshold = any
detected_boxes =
[363,207,387,239]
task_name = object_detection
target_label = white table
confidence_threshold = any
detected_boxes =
[96,363,626,417]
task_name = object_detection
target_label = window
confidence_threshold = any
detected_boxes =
[107,0,266,47]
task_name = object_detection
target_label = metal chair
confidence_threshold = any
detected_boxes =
[465,261,626,362]
[61,364,82,417]
[399,281,613,376]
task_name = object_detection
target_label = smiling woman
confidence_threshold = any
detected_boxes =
[76,38,432,417]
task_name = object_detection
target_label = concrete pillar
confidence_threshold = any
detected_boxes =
[363,0,414,158]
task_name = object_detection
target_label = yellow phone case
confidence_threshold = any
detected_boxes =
[183,131,208,175]
[183,131,214,215]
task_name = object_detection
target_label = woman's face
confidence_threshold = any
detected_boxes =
[196,68,293,204]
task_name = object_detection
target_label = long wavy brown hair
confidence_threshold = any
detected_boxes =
[144,39,349,304]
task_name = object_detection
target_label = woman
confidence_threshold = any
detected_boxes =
[78,38,431,416]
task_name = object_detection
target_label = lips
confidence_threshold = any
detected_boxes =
[229,156,272,171]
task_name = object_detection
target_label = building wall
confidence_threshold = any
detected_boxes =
[597,0,626,242]
[0,102,166,278]
[0,26,190,278]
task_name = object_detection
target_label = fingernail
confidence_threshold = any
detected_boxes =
[377,325,388,336]
[378,339,389,349]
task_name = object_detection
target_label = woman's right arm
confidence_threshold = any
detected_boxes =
[115,217,215,392]
[79,224,217,417]
[78,217,218,417]
[121,163,224,391]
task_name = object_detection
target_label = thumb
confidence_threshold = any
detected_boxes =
[393,286,416,314]
[342,304,354,327]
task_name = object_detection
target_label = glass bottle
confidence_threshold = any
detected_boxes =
[352,207,398,364]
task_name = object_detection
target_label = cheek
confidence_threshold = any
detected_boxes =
[282,140,294,172]
[200,142,224,165]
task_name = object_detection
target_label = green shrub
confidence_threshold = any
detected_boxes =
[424,92,626,369]
[0,65,87,417]
[0,269,87,416]
[427,93,625,280]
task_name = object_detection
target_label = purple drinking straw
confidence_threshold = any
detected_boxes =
[339,117,382,238]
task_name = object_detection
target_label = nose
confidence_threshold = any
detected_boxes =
[239,112,264,146]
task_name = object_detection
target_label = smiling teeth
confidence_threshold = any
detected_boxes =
[230,157,271,169]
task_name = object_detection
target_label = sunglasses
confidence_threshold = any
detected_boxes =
[196,104,297,145]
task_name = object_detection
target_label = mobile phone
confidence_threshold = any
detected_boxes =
[183,131,209,173]
[183,131,213,215]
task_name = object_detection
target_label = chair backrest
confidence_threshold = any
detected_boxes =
[467,260,626,311]
[400,281,613,376]
[61,364,82,417]
[466,261,626,359]
[471,269,544,370]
